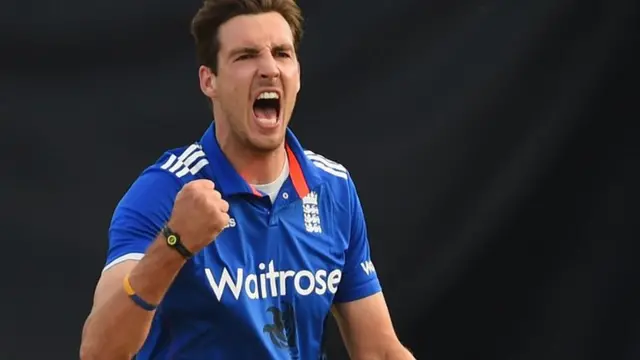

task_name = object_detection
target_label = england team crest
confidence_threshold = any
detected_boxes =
[302,191,322,233]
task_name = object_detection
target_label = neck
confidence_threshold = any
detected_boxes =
[215,124,286,185]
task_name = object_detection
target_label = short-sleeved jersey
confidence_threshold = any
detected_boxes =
[104,123,381,359]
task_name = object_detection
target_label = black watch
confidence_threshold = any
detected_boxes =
[162,225,193,259]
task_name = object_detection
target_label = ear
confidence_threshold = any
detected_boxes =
[199,65,217,99]
[295,60,301,94]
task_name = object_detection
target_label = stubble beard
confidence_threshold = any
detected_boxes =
[229,114,286,155]
[243,133,283,154]
[217,99,291,156]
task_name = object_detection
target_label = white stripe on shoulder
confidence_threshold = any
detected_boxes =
[304,150,348,179]
[102,253,145,273]
[160,143,209,178]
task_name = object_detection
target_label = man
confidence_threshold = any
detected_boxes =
[80,0,414,359]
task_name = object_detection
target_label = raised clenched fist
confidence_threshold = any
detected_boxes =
[167,179,229,254]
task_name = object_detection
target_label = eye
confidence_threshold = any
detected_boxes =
[236,54,254,61]
[276,51,291,58]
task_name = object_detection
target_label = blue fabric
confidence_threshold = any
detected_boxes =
[105,123,381,359]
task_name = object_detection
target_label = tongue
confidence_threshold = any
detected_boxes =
[254,107,278,121]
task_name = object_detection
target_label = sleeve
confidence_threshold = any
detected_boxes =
[333,175,382,303]
[102,167,182,272]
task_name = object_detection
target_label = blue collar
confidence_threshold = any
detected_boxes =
[199,123,322,199]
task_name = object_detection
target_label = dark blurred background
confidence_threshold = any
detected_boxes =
[1,0,638,359]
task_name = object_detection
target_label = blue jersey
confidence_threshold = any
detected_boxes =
[104,123,381,359]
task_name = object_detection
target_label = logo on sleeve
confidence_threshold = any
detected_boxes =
[360,261,376,276]
[302,191,322,233]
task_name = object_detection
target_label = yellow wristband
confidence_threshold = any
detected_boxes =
[123,273,157,311]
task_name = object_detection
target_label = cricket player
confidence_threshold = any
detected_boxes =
[80,0,414,359]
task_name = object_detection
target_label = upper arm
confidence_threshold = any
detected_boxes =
[333,174,381,303]
[93,167,181,307]
[103,167,180,272]
[331,176,412,358]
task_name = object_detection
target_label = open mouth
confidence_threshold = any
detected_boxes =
[252,91,281,126]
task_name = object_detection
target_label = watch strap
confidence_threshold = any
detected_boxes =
[162,225,193,259]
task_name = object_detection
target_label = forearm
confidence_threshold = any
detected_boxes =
[80,237,186,359]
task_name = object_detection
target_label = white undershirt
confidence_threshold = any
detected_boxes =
[252,159,289,203]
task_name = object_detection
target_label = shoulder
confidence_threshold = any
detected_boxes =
[302,149,364,234]
[303,149,356,199]
[303,149,351,181]
[117,142,210,207]
[152,142,210,183]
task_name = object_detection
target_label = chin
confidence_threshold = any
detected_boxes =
[245,134,286,153]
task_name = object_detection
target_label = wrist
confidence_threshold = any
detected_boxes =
[148,236,189,266]
[161,224,194,259]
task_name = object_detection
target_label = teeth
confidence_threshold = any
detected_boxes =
[257,91,279,100]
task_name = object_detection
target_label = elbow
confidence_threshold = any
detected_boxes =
[79,341,100,360]
[80,340,130,360]
[79,318,97,360]
[79,333,109,360]
[79,348,94,360]
[79,321,126,360]
[80,313,148,360]
[80,317,103,360]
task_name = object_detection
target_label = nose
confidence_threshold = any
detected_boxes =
[258,53,279,80]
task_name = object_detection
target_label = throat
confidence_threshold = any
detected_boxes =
[252,159,290,203]
[215,125,287,185]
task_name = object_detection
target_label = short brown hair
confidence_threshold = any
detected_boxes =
[190,0,304,73]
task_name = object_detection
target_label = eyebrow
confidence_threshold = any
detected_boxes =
[272,44,294,52]
[228,47,260,59]
[228,44,294,58]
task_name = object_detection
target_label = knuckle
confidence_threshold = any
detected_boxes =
[217,211,229,222]
[188,179,214,191]
[219,214,230,227]
[200,179,215,188]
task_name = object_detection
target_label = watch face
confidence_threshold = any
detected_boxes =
[167,235,178,246]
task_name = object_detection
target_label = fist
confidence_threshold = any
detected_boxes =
[167,179,229,254]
